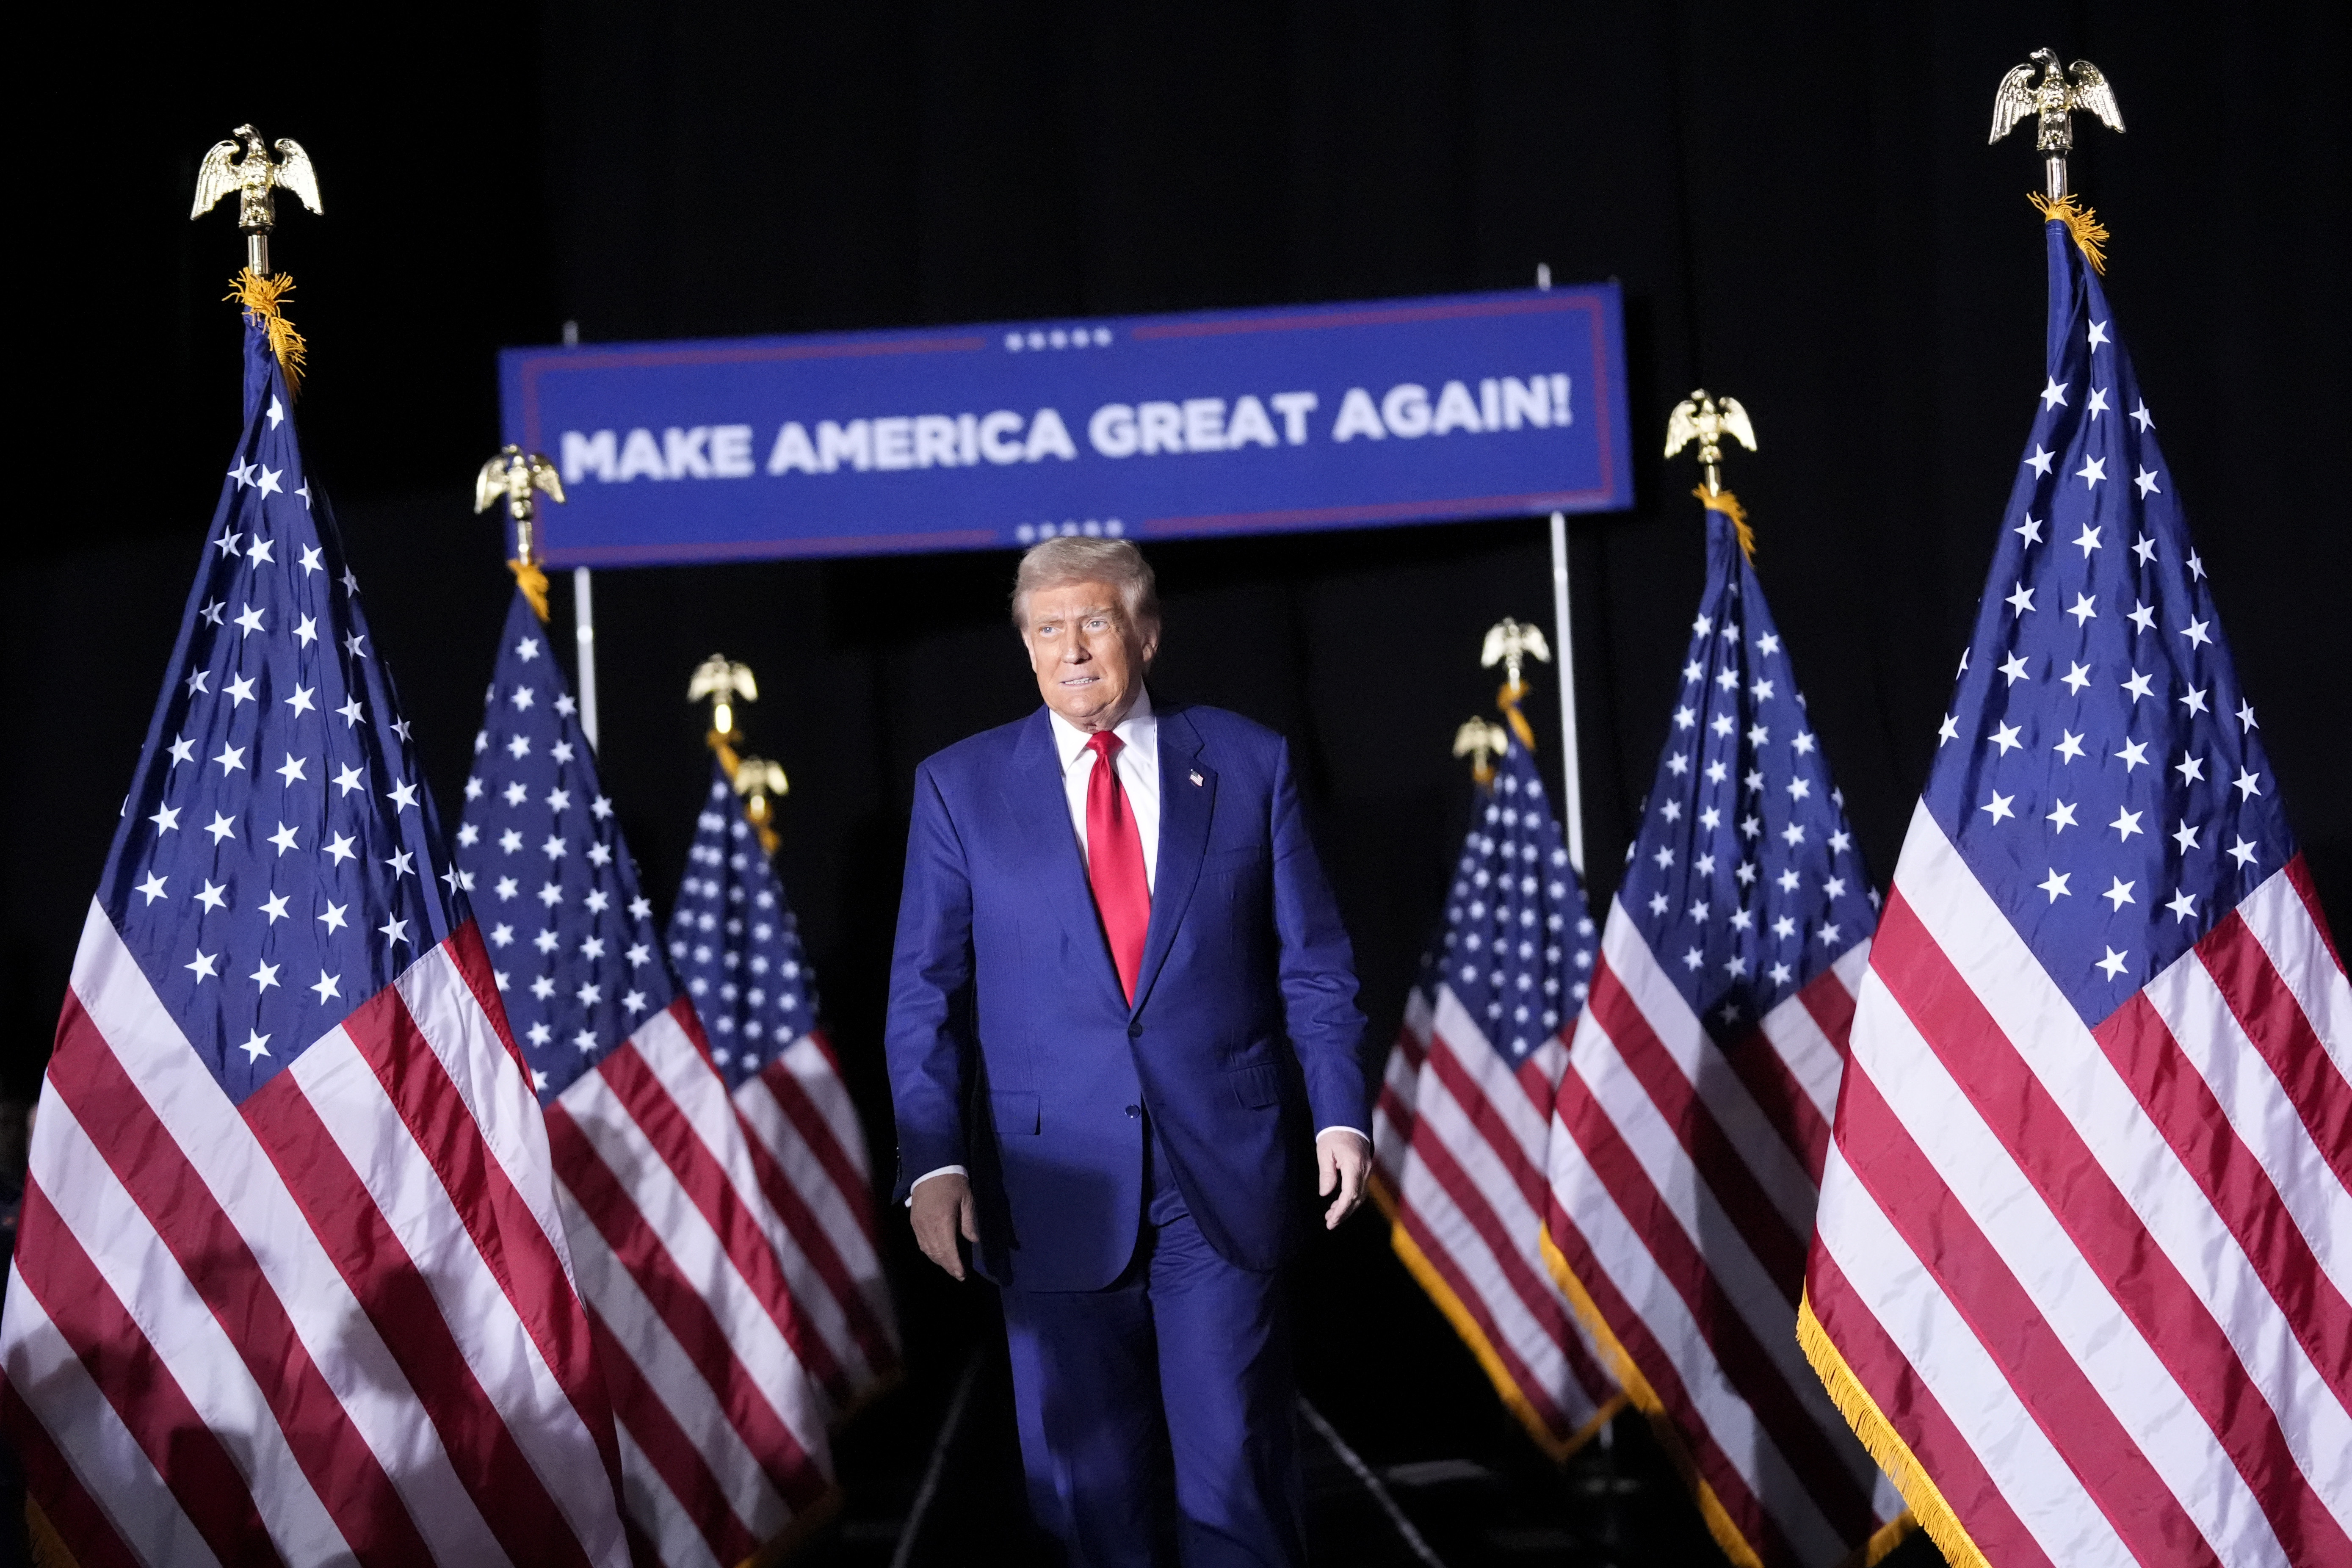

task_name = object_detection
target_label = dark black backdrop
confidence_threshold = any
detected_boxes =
[3,0,2346,1550]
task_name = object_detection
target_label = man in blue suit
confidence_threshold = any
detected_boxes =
[887,537,1372,1567]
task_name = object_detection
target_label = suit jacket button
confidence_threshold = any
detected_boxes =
[1127,1022,1143,1039]
[1124,1105,1140,1118]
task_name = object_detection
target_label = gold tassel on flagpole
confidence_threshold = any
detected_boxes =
[226,270,308,397]
[1693,485,1756,563]
[2028,191,2111,274]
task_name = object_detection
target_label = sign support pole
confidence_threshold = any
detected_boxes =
[1548,509,1585,874]
[574,567,600,750]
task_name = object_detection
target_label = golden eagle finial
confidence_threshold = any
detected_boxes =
[1666,390,1760,558]
[729,755,792,854]
[474,446,565,618]
[1480,618,1551,749]
[1452,717,1510,785]
[1991,49,2123,202]
[1663,389,1757,493]
[192,125,322,274]
[689,655,760,744]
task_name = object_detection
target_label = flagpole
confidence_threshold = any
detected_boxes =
[1532,262,1587,875]
[574,567,600,750]
[1548,510,1585,875]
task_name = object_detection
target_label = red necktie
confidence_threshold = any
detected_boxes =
[1085,730,1151,1002]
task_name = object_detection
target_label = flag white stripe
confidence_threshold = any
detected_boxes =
[395,945,579,1280]
[0,1283,222,1568]
[2233,870,2352,1082]
[1596,906,1820,1236]
[1373,994,1432,1189]
[778,1035,871,1169]
[1407,1038,1581,1395]
[1544,1110,1849,1565]
[1565,1005,1862,1481]
[1812,1137,2138,1568]
[35,1094,348,1563]
[641,1011,873,1300]
[735,1078,889,1344]
[1428,988,1550,1145]
[1896,813,2352,1521]
[558,1182,788,1543]
[287,1030,622,1552]
[68,904,510,1563]
[613,1422,725,1568]
[2145,944,2352,1301]
[1756,987,1844,1129]
[1859,880,2292,1565]
[561,1068,828,1455]
[726,1093,881,1386]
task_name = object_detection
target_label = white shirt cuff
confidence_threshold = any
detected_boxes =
[905,1164,968,1206]
[1316,1126,1371,1145]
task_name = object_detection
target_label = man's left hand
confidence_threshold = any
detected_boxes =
[1316,1129,1373,1230]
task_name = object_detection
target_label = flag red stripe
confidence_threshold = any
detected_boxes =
[546,1105,820,1489]
[346,983,620,1484]
[1400,1101,1611,1419]
[245,1066,596,1568]
[1801,1253,2055,1568]
[2093,987,2352,1405]
[1874,895,2351,1564]
[1797,965,1857,1059]
[14,1181,284,1568]
[798,1029,883,1236]
[1551,1070,1876,1540]
[598,1041,851,1401]
[1722,1012,1830,1184]
[726,1112,873,1399]
[1830,1061,2220,1566]
[1421,1029,1548,1210]
[745,1057,900,1366]
[1585,960,1809,1300]
[0,1377,141,1568]
[48,998,430,1564]
[2284,854,2346,973]
[585,1305,767,1567]
[2199,907,2352,1196]
[756,1045,869,1213]
[1539,1180,1792,1565]
[602,1038,838,1362]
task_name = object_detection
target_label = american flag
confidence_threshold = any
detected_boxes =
[669,758,900,1414]
[1802,221,2352,1567]
[1542,506,1903,1566]
[1372,725,1619,1457]
[453,593,836,1565]
[0,322,631,1565]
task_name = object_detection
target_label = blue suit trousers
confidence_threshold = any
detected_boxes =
[999,1131,1304,1568]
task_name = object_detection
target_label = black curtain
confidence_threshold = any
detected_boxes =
[6,0,2346,1494]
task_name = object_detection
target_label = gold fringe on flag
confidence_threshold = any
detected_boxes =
[509,558,551,621]
[1496,682,1539,752]
[226,269,309,397]
[1694,486,1756,562]
[2028,191,2111,274]
[1796,1291,1971,1568]
[1390,1221,1624,1462]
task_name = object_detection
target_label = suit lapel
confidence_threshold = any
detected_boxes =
[999,708,1128,1009]
[1131,706,1212,1017]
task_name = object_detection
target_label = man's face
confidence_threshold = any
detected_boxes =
[1021,579,1157,732]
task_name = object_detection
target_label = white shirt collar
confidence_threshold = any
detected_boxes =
[1047,686,1156,772]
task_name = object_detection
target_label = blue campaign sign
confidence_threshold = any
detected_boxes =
[498,285,1632,566]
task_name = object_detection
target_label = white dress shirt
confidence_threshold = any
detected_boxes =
[909,689,1364,1200]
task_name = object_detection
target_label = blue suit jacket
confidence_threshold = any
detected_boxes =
[885,700,1370,1291]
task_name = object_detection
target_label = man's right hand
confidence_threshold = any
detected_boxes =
[909,1173,978,1281]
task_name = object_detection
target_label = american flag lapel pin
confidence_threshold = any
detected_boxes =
[1188,769,1204,787]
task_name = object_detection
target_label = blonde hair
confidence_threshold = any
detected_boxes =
[1011,536,1160,635]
